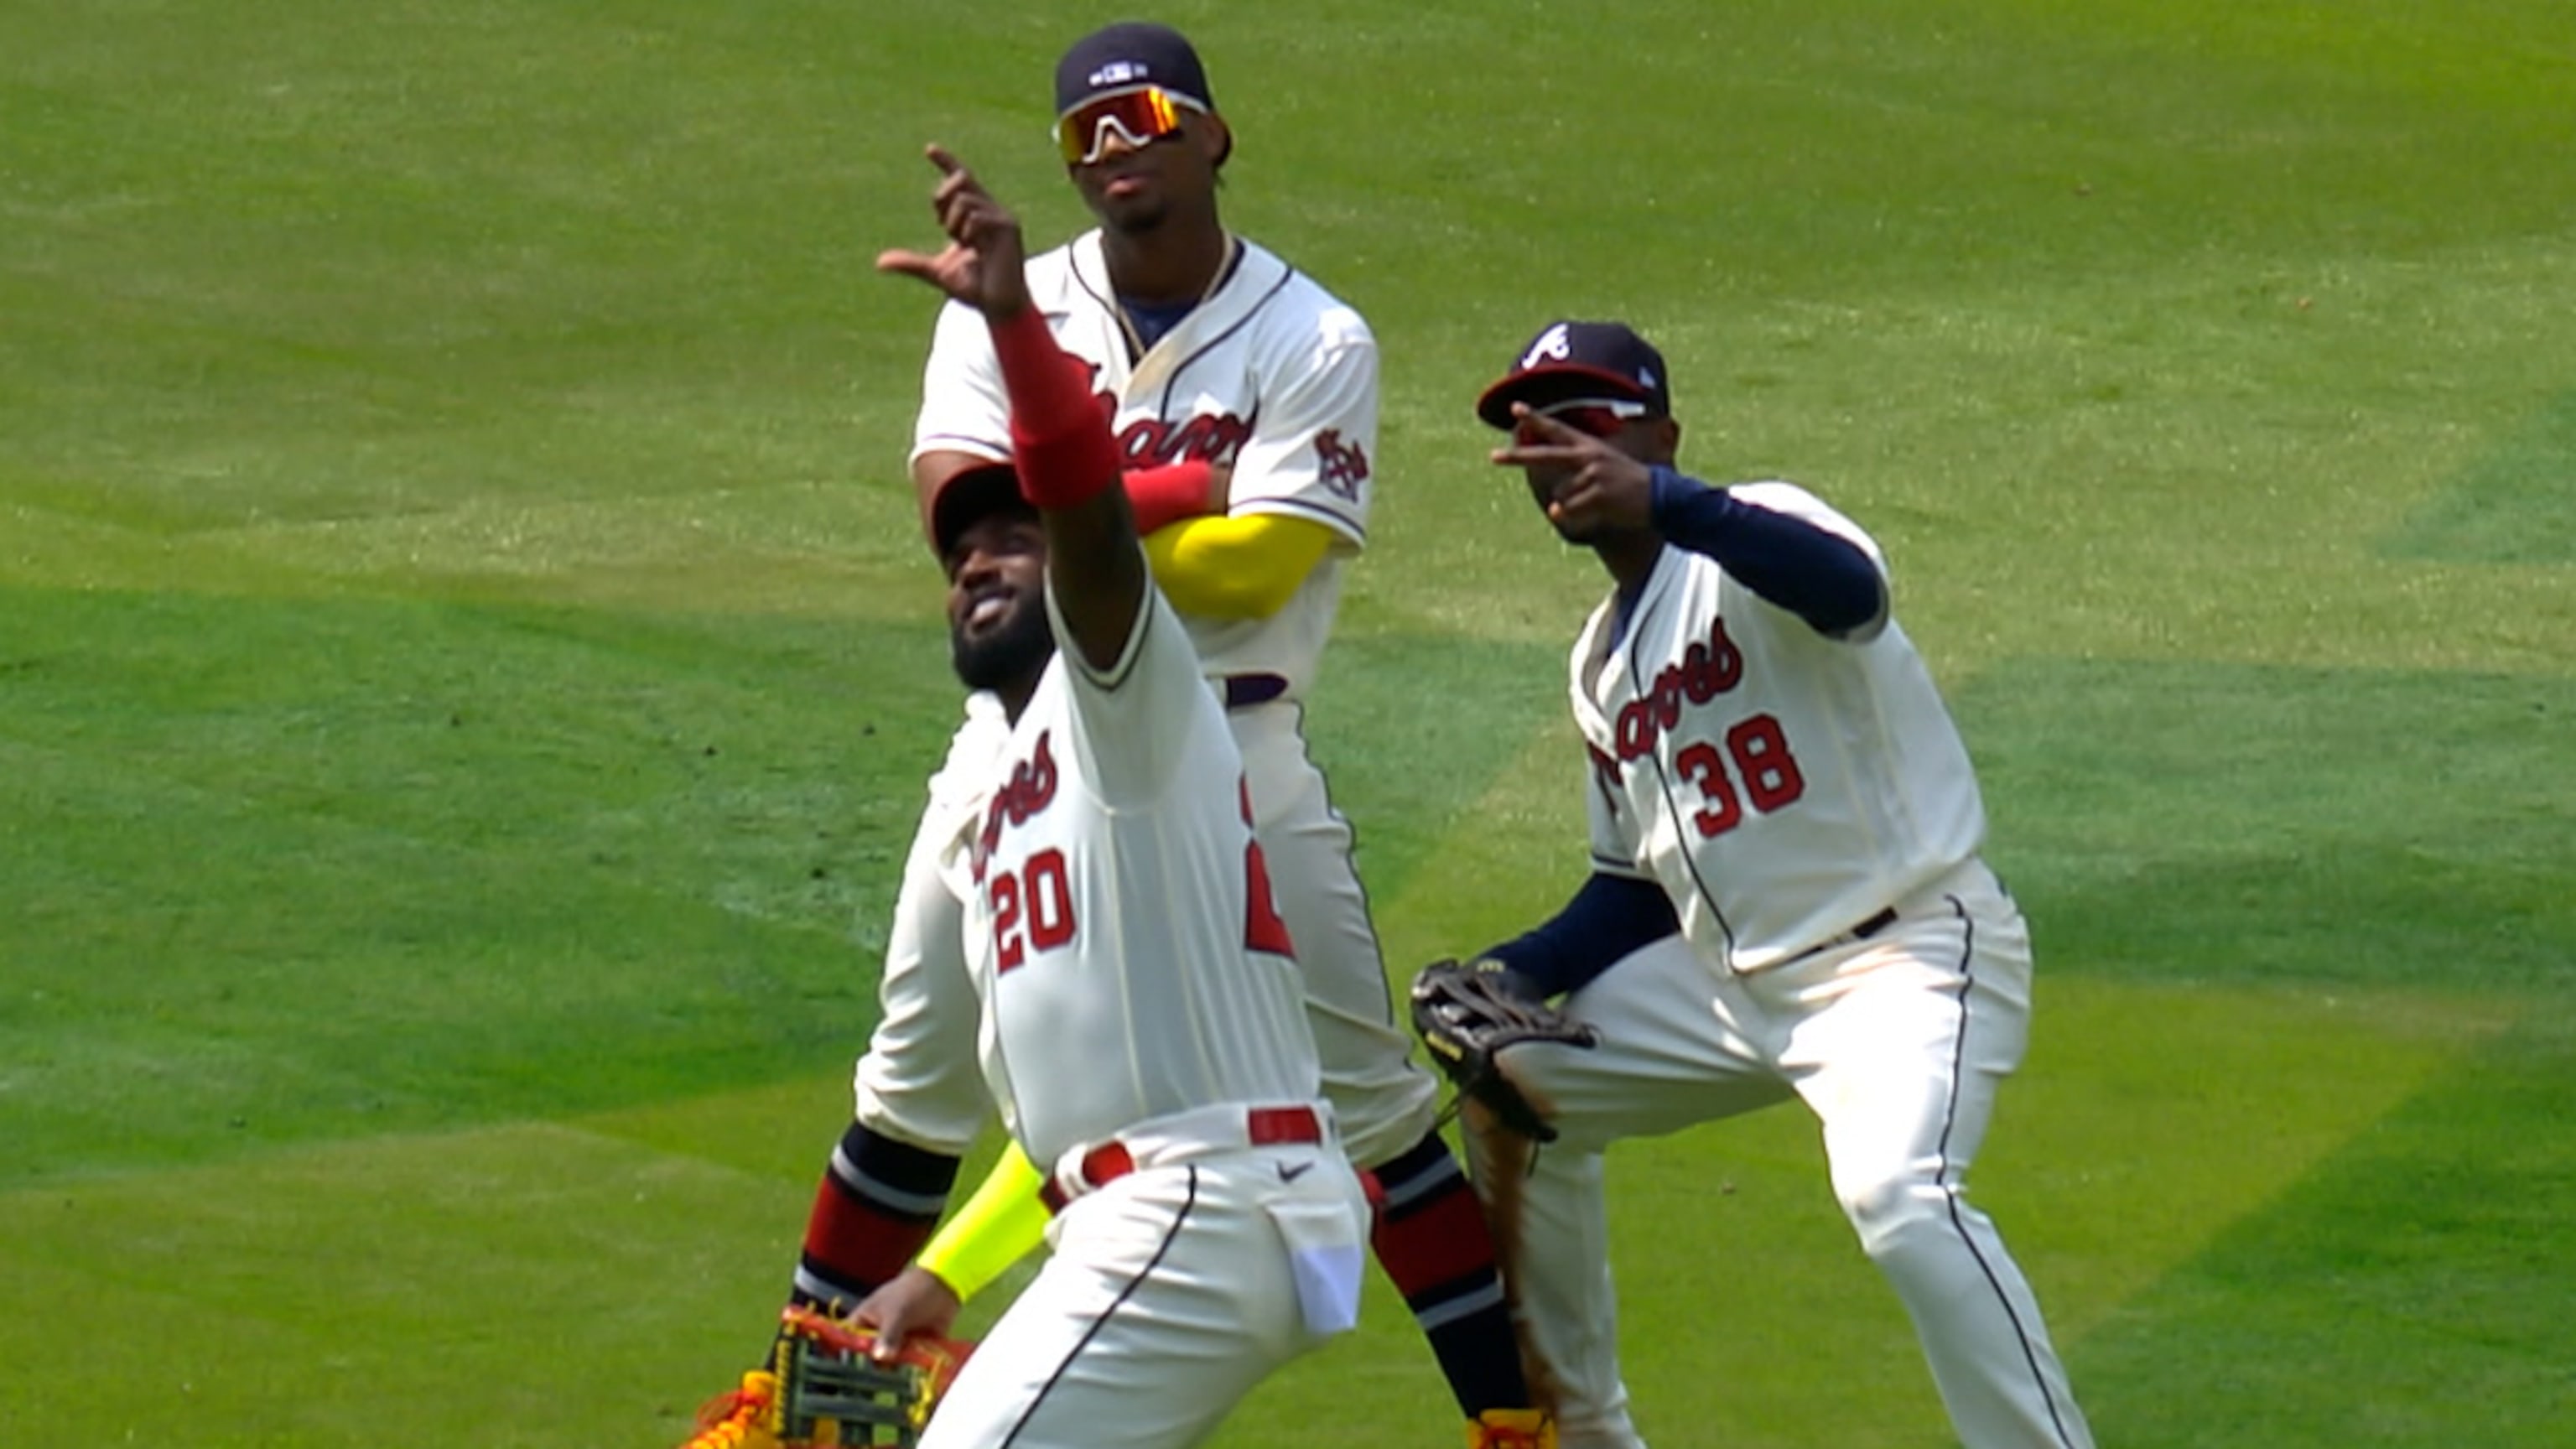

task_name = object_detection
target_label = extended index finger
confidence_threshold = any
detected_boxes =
[922,146,995,221]
[1492,403,1595,465]
[1491,439,1596,468]
[1509,402,1587,444]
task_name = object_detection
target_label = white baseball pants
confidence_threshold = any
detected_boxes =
[917,1134,1370,1449]
[1493,860,2095,1449]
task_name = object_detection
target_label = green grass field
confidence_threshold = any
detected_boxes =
[5,2,2572,1444]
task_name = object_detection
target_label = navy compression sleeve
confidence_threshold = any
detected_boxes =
[1649,467,1884,636]
[1479,872,1680,999]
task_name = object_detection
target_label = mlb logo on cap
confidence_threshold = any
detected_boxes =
[1055,22,1218,116]
[1475,320,1673,430]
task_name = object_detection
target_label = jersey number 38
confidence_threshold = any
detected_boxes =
[1674,713,1807,837]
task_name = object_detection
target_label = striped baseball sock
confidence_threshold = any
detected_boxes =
[1368,1130,1533,1415]
[789,1123,961,1312]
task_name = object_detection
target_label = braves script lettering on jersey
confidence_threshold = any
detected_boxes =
[1575,480,1988,971]
[912,231,1377,704]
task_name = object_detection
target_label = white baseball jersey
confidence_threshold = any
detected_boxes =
[911,230,1379,703]
[936,572,1323,1170]
[1574,481,1989,971]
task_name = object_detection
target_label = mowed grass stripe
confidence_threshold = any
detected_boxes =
[1967,660,2576,994]
[2391,388,2576,568]
[2074,1007,2576,1446]
[0,1120,800,1447]
[3,449,937,621]
[2,589,971,1186]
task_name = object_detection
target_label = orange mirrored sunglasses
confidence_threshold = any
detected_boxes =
[1054,86,1203,165]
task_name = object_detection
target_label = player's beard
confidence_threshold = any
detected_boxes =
[1098,190,1169,236]
[951,600,1055,693]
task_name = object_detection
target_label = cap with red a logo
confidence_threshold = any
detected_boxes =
[1475,320,1672,430]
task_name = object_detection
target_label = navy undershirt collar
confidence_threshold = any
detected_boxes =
[1120,295,1197,351]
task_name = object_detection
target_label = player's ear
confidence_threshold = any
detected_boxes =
[1197,114,1233,170]
[1643,415,1681,465]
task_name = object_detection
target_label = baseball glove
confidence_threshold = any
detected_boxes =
[773,1306,975,1446]
[1409,958,1598,1143]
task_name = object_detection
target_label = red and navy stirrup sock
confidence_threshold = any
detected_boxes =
[789,1123,962,1312]
[1369,1130,1535,1416]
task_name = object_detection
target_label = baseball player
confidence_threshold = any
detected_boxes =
[1433,321,2097,1449]
[697,149,1374,1449]
[884,20,1549,1449]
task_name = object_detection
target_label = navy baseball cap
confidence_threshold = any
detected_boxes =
[1475,320,1673,429]
[1054,22,1217,117]
[927,462,1033,558]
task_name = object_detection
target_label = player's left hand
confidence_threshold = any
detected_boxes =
[877,145,1034,319]
[1410,957,1597,1142]
[1492,404,1656,534]
[847,1264,965,1363]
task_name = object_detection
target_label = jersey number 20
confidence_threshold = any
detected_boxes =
[990,848,1076,973]
[989,794,1295,970]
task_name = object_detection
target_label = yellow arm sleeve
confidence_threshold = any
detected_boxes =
[911,1142,1049,1301]
[1142,513,1337,620]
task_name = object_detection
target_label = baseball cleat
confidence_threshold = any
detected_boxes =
[1466,1407,1557,1449]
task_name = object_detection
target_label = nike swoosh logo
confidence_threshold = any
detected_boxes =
[1277,1161,1314,1183]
